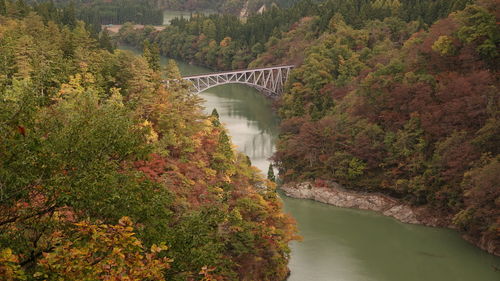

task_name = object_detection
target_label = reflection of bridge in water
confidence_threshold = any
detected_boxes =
[180,65,294,97]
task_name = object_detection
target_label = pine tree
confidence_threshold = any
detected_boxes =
[164,59,181,79]
[61,1,76,28]
[143,41,160,72]
[245,156,252,166]
[211,108,221,127]
[210,108,220,127]
[211,130,234,173]
[267,163,276,182]
[217,130,233,160]
[99,29,115,53]
[211,108,219,119]
[143,41,152,68]
[149,42,161,72]
[15,0,29,18]
[202,19,216,39]
[0,0,6,16]
[251,42,264,56]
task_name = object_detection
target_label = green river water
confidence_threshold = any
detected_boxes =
[119,44,500,281]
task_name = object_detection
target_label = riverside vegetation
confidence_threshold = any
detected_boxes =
[119,0,499,255]
[0,6,298,280]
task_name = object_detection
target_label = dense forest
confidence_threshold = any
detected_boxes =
[156,0,299,15]
[1,0,498,279]
[273,0,499,254]
[118,0,474,70]
[76,0,163,25]
[1,0,163,27]
[118,0,499,255]
[272,0,498,254]
[0,5,298,280]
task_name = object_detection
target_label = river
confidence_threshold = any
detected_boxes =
[118,45,500,281]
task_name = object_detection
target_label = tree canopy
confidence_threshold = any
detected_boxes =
[0,9,297,280]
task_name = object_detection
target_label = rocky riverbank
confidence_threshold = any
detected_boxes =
[280,181,499,256]
[281,181,427,225]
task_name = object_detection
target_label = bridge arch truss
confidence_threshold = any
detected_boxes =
[180,65,294,97]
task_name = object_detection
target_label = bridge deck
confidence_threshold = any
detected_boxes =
[169,64,295,96]
[182,65,295,79]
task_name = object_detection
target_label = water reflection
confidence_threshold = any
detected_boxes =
[118,45,500,281]
[200,84,279,172]
[118,45,278,173]
[203,85,279,134]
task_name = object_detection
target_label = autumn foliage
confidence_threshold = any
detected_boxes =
[273,0,499,254]
[0,11,296,281]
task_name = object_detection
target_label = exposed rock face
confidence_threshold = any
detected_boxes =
[281,181,420,224]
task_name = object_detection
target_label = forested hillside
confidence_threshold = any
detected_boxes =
[157,0,298,15]
[117,0,499,255]
[76,0,163,25]
[117,0,474,70]
[1,0,163,27]
[272,0,499,254]
[0,8,297,280]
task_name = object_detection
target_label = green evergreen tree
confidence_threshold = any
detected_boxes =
[143,40,160,72]
[251,42,264,56]
[246,156,252,166]
[61,1,76,28]
[0,0,6,16]
[267,163,276,182]
[164,59,181,79]
[149,42,161,72]
[143,41,152,68]
[211,130,234,173]
[99,29,115,53]
[211,108,221,127]
[202,19,217,39]
[14,0,29,18]
[217,130,233,160]
[211,108,219,119]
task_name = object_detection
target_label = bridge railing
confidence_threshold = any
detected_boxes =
[165,65,295,97]
[181,65,295,79]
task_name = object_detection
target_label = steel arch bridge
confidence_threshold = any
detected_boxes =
[177,65,294,97]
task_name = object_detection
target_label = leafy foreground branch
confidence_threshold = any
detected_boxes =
[2,217,171,280]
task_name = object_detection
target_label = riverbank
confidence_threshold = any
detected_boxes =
[117,44,500,280]
[280,181,499,256]
[104,24,165,33]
